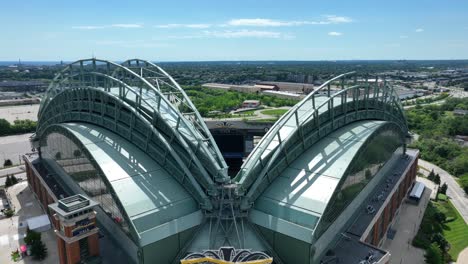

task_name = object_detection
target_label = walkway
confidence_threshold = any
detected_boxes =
[382,188,431,264]
[418,159,468,224]
[458,247,468,264]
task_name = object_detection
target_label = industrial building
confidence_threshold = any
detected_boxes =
[24,58,417,264]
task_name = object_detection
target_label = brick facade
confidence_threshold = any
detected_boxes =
[24,157,100,264]
[366,153,419,246]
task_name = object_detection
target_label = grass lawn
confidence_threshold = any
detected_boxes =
[235,109,257,116]
[261,109,288,116]
[436,200,468,260]
[437,193,448,201]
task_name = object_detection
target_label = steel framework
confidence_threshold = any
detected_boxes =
[36,58,230,210]
[233,72,408,209]
[36,60,409,262]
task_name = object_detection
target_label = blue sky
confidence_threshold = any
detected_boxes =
[1,0,467,61]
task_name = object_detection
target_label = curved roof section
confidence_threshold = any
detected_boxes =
[249,120,398,243]
[38,58,228,185]
[58,122,203,246]
[235,73,408,208]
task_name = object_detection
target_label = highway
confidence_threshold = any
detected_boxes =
[418,159,468,224]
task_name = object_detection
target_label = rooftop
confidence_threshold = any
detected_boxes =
[250,120,390,243]
[347,149,418,236]
[49,194,99,217]
[58,122,203,246]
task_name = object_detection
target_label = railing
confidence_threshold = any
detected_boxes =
[38,58,229,184]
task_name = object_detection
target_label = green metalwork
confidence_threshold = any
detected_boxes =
[38,58,229,187]
[234,72,408,209]
[35,60,411,264]
[37,85,213,209]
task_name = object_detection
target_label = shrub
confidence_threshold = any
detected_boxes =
[425,243,443,264]
[4,209,15,218]
[10,250,20,262]
[3,159,13,167]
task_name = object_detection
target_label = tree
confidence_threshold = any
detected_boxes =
[5,175,12,187]
[434,174,441,185]
[30,240,47,260]
[10,174,18,185]
[425,243,443,264]
[428,169,436,181]
[73,149,82,158]
[24,229,41,245]
[3,159,12,167]
[439,183,448,195]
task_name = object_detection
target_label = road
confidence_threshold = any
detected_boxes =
[0,172,26,186]
[418,159,468,224]
[0,133,32,168]
[0,165,24,177]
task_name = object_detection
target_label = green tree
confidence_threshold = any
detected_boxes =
[434,174,441,185]
[3,159,13,167]
[439,183,448,195]
[0,119,11,136]
[10,174,18,185]
[24,229,41,245]
[428,169,436,181]
[425,243,443,264]
[31,240,47,260]
[5,175,12,187]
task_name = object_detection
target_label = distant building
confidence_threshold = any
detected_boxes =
[0,80,47,92]
[242,100,261,108]
[253,84,278,91]
[257,81,315,93]
[454,109,468,116]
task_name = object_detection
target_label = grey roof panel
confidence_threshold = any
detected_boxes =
[59,122,202,245]
[253,120,386,237]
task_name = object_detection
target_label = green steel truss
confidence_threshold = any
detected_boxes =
[37,58,230,209]
[233,72,408,209]
[36,61,409,257]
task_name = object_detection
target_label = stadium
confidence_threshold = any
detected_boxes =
[24,58,418,264]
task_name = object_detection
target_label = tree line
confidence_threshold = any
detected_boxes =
[0,119,37,136]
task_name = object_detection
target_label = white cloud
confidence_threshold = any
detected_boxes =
[328,31,342,36]
[155,23,211,29]
[73,24,143,30]
[415,28,424,32]
[227,15,352,27]
[111,24,143,28]
[203,30,287,38]
[72,26,106,30]
[400,35,409,39]
[325,15,353,24]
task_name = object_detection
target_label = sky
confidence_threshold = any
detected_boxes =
[1,0,468,61]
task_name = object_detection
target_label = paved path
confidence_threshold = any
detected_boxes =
[418,159,468,224]
[383,187,431,264]
[0,165,25,177]
[0,133,33,168]
[458,247,468,264]
[0,172,26,186]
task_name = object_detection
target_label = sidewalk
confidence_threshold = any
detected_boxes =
[382,188,431,264]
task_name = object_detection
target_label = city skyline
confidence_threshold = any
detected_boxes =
[1,0,468,61]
